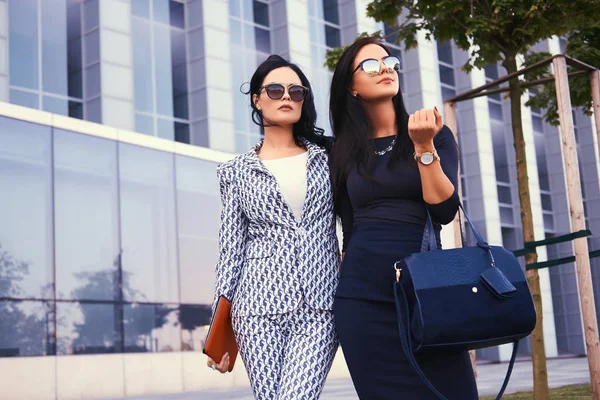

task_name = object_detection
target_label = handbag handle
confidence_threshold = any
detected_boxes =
[421,204,488,251]
[393,280,518,400]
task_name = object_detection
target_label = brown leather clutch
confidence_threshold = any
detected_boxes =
[203,296,238,372]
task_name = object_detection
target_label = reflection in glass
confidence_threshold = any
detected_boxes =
[119,144,178,303]
[8,0,39,90]
[54,130,120,301]
[42,0,68,96]
[180,304,212,351]
[43,96,69,116]
[153,0,170,25]
[56,302,120,355]
[124,304,180,352]
[0,301,54,357]
[176,156,220,304]
[0,117,53,299]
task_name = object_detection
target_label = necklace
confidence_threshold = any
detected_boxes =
[374,137,396,156]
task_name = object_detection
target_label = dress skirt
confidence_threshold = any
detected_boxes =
[333,222,478,400]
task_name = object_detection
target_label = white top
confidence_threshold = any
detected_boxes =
[262,151,308,222]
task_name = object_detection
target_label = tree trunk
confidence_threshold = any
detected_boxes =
[502,54,549,399]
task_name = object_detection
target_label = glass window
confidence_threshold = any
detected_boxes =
[441,86,456,101]
[255,27,271,54]
[532,116,543,132]
[439,65,455,86]
[171,30,189,120]
[384,23,398,44]
[132,0,151,18]
[170,1,185,29]
[229,0,240,18]
[437,41,453,65]
[8,0,39,90]
[485,64,498,80]
[153,0,171,25]
[157,118,175,140]
[67,1,84,100]
[0,300,54,357]
[0,117,53,299]
[41,0,68,97]
[323,0,339,24]
[176,156,220,304]
[541,193,553,211]
[325,25,341,48]
[119,144,178,303]
[132,19,153,113]
[10,89,39,109]
[56,302,120,355]
[174,122,190,144]
[488,102,503,120]
[253,0,269,26]
[497,185,512,204]
[543,213,555,231]
[43,96,69,116]
[500,206,514,225]
[180,304,212,351]
[54,130,120,301]
[155,25,175,117]
[124,304,180,352]
[136,114,155,135]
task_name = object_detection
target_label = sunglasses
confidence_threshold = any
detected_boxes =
[258,83,309,102]
[353,55,401,76]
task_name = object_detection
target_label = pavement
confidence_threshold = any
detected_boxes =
[105,356,590,400]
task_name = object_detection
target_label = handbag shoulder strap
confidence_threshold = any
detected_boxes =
[393,281,518,400]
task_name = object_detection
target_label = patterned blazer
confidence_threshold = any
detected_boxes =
[212,139,341,317]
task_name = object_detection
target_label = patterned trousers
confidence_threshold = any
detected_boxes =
[232,300,338,400]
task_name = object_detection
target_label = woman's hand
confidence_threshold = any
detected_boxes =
[408,107,443,152]
[207,352,230,374]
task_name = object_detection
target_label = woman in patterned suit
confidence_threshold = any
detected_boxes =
[206,55,340,400]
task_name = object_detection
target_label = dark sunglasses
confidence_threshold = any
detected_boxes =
[258,83,309,102]
[353,55,401,76]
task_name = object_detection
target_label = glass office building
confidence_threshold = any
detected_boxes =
[0,1,598,398]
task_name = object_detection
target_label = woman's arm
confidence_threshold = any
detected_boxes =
[409,108,460,225]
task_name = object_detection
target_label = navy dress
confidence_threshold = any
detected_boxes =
[333,126,478,400]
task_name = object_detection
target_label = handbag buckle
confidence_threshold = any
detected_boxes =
[394,261,402,282]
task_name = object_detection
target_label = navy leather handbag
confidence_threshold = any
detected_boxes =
[393,205,536,399]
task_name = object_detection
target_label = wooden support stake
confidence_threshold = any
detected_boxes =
[554,56,600,400]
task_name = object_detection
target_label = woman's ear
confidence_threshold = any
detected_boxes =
[253,94,261,111]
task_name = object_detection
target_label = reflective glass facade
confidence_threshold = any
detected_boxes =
[8,0,83,118]
[0,116,219,357]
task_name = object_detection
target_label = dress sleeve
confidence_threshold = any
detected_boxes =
[426,125,460,225]
[211,162,248,315]
[338,182,354,252]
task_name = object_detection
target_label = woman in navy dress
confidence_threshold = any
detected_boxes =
[328,37,478,399]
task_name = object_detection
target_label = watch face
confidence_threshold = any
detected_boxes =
[421,153,434,165]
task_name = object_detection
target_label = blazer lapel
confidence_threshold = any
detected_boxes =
[300,140,327,222]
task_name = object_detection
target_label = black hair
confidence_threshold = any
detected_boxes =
[328,37,413,212]
[244,54,331,151]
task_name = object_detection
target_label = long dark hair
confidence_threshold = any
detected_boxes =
[245,54,331,151]
[329,37,412,210]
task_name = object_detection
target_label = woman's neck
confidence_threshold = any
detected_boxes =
[364,100,397,138]
[258,125,304,160]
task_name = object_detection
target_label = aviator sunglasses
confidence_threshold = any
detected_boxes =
[258,83,309,102]
[353,55,401,76]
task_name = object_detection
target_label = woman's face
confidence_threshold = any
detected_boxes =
[350,44,400,102]
[253,67,306,128]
